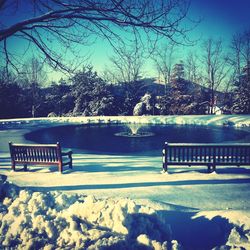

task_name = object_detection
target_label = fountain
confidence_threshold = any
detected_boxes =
[115,123,154,137]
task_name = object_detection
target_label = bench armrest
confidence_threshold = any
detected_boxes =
[61,150,73,156]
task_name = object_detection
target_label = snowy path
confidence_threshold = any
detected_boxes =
[1,152,250,211]
[1,153,250,249]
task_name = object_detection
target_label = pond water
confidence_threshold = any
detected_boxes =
[24,124,250,156]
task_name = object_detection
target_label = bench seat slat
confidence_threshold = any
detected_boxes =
[246,147,250,163]
[14,160,59,165]
[48,149,52,161]
[49,149,53,162]
[164,161,250,166]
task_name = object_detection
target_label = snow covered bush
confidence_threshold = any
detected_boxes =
[47,112,57,117]
[0,184,178,250]
[133,93,154,116]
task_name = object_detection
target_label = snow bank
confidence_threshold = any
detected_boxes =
[0,182,181,250]
[1,182,250,249]
[1,115,250,128]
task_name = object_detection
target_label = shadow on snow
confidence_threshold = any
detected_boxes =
[27,178,250,192]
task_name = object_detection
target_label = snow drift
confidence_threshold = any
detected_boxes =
[0,181,250,250]
[0,182,177,250]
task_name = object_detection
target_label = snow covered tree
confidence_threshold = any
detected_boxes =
[133,93,154,116]
[169,78,194,114]
[44,80,74,116]
[230,30,250,114]
[155,94,172,115]
[171,61,185,81]
[121,82,144,115]
[232,61,250,114]
[156,78,207,115]
[0,70,32,118]
[71,67,114,116]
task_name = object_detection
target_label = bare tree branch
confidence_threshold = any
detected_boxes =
[151,41,176,93]
[108,43,144,83]
[0,0,194,73]
[202,38,231,114]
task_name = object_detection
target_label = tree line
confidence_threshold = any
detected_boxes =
[0,1,249,118]
[0,30,249,119]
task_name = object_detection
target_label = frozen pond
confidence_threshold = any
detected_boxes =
[24,123,250,155]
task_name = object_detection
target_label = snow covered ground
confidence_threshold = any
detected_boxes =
[1,114,250,127]
[0,115,250,249]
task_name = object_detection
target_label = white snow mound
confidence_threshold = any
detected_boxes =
[0,184,174,250]
[1,183,250,250]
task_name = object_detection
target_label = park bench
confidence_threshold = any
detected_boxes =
[9,142,73,173]
[162,142,250,173]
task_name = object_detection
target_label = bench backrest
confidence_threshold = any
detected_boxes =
[9,142,62,163]
[164,143,250,164]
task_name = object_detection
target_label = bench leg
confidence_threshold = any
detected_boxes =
[58,163,63,173]
[24,164,28,171]
[208,164,213,173]
[162,163,168,173]
[11,162,16,171]
[208,164,216,173]
[69,154,73,169]
[207,165,211,173]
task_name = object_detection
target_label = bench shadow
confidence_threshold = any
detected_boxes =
[170,168,208,174]
[7,166,59,173]
[65,164,158,173]
[0,156,11,161]
[165,166,250,175]
[1,154,250,175]
[215,167,250,174]
[27,178,250,192]
[8,164,157,174]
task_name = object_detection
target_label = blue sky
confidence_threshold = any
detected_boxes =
[190,0,250,38]
[81,0,250,80]
[1,0,250,81]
